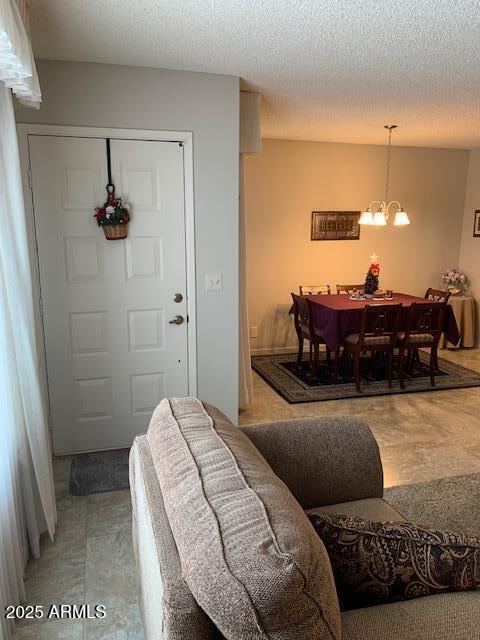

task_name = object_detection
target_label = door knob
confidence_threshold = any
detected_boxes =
[169,315,184,325]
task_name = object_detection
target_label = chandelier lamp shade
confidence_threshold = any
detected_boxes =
[359,125,410,227]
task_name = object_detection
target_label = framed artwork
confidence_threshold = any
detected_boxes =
[311,211,361,241]
[473,210,480,237]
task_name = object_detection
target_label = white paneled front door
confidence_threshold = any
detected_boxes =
[29,135,189,453]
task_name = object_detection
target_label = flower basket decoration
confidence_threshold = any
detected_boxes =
[94,184,131,240]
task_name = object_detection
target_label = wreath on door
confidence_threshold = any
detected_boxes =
[94,183,131,240]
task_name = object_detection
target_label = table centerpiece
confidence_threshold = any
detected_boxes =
[364,253,380,298]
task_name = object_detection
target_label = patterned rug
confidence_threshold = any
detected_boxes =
[251,351,480,403]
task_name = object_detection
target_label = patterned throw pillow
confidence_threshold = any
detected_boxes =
[308,512,480,610]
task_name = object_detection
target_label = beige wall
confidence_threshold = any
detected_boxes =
[459,149,480,344]
[245,138,469,353]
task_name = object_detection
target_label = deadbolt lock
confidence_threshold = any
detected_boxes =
[173,293,183,303]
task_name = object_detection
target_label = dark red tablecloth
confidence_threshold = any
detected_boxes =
[293,293,460,351]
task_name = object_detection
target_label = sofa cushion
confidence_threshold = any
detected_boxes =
[146,397,341,640]
[306,498,405,523]
[341,592,480,639]
[308,512,480,610]
[129,437,217,640]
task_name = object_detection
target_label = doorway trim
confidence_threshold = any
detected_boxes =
[17,124,198,409]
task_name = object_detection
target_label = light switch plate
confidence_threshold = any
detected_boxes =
[205,273,223,291]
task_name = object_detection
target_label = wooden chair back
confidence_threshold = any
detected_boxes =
[291,293,315,339]
[337,284,365,295]
[358,303,402,347]
[299,284,331,295]
[403,302,446,344]
[425,288,451,303]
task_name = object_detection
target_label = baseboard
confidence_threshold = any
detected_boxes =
[250,346,297,356]
[251,344,479,357]
[250,345,329,356]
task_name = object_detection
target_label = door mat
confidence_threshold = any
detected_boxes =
[251,351,480,403]
[69,449,130,496]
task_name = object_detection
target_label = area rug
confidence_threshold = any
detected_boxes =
[251,351,480,403]
[69,449,130,496]
[385,473,480,535]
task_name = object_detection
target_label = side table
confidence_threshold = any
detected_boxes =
[440,295,475,349]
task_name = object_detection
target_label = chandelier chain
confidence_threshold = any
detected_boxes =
[384,125,396,204]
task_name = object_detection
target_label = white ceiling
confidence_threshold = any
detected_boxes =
[31,0,480,148]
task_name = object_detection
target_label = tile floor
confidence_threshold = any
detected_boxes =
[240,348,480,487]
[13,458,142,639]
[14,348,480,638]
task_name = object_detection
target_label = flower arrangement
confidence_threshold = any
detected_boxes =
[93,184,131,240]
[94,193,130,227]
[442,268,467,293]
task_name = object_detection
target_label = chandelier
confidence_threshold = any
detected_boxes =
[359,125,410,226]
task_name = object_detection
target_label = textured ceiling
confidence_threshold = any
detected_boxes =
[31,0,480,148]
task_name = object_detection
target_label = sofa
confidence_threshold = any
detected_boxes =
[129,397,480,640]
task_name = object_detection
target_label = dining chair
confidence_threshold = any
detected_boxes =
[299,284,331,295]
[410,289,450,369]
[341,303,402,393]
[336,284,365,295]
[425,288,451,303]
[291,293,336,381]
[398,301,446,389]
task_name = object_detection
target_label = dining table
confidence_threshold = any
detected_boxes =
[439,294,475,349]
[295,292,461,351]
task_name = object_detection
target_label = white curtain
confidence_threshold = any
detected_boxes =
[0,0,41,107]
[0,3,55,639]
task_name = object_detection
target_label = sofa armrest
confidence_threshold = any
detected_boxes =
[239,416,383,510]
